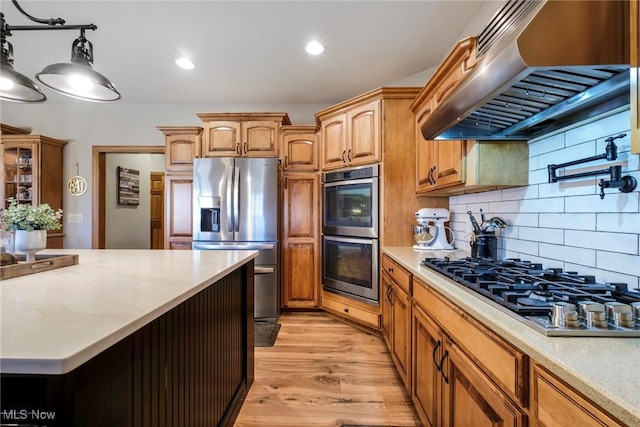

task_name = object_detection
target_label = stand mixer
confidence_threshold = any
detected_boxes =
[412,208,455,250]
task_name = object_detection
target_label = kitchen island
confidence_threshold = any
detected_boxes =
[383,246,640,426]
[0,249,257,426]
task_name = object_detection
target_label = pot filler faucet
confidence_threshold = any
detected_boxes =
[547,133,637,199]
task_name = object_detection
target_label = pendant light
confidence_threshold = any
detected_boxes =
[0,37,46,103]
[0,1,120,103]
[35,29,120,102]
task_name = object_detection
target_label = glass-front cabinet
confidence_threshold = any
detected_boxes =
[0,134,67,248]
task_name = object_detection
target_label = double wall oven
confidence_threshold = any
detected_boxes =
[322,165,379,304]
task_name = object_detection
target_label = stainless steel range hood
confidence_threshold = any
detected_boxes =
[422,0,630,141]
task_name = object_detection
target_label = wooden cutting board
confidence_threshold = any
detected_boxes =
[0,254,79,280]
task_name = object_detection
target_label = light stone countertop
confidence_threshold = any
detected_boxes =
[0,249,257,375]
[383,246,640,426]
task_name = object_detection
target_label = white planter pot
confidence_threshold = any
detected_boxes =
[15,230,47,262]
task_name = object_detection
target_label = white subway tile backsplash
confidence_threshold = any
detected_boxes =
[597,213,640,234]
[565,194,637,213]
[446,109,638,286]
[565,230,637,254]
[596,251,640,277]
[519,227,564,244]
[503,238,539,256]
[539,243,596,266]
[529,132,564,156]
[518,197,564,213]
[539,213,596,230]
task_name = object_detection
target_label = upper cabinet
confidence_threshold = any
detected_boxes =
[317,99,381,170]
[410,37,528,196]
[632,0,639,154]
[196,113,291,158]
[281,125,319,172]
[157,126,202,172]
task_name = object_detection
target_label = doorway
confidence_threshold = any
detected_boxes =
[92,145,165,249]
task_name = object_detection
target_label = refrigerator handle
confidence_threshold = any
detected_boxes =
[226,166,233,232]
[233,166,240,232]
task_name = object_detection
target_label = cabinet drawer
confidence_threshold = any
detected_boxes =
[381,255,412,294]
[322,291,379,328]
[532,364,623,427]
[414,278,527,405]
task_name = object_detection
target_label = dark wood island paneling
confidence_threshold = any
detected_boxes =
[1,260,254,427]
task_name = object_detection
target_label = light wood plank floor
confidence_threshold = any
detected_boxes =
[234,312,421,427]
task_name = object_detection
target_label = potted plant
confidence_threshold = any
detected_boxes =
[0,198,63,262]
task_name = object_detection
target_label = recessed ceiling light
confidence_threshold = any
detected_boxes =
[305,41,324,55]
[176,58,195,70]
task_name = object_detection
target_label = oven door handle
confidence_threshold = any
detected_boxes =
[322,177,375,188]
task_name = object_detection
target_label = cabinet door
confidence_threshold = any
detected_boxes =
[433,140,464,189]
[412,304,443,427]
[416,137,437,193]
[242,120,280,157]
[347,100,380,166]
[165,135,200,171]
[380,273,394,349]
[442,341,525,427]
[321,113,348,170]
[165,174,193,249]
[391,284,411,390]
[282,173,319,308]
[202,121,242,157]
[282,132,318,172]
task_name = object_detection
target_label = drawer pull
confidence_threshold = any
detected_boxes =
[344,308,349,313]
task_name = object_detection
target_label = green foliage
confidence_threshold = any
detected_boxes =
[0,198,63,232]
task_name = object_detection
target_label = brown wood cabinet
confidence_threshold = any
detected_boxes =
[196,113,290,158]
[322,289,380,329]
[531,363,624,427]
[632,0,639,154]
[412,278,526,427]
[163,173,193,250]
[318,99,380,170]
[281,173,320,309]
[1,134,66,248]
[157,126,203,249]
[157,126,202,172]
[281,125,319,172]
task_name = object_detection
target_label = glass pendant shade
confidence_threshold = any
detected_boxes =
[0,42,46,103]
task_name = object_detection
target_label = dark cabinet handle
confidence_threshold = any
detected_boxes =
[284,177,288,189]
[341,150,346,163]
[388,267,394,273]
[236,142,240,155]
[243,142,248,154]
[439,350,449,384]
[344,308,349,313]
[432,340,442,371]
[347,149,352,162]
[285,155,288,168]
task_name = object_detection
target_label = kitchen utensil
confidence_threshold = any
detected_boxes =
[479,208,486,222]
[467,211,481,233]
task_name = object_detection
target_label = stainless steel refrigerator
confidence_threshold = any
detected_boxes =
[192,157,280,320]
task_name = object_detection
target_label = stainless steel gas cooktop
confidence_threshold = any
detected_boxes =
[421,257,640,337]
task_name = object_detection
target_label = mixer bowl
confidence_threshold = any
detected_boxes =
[412,225,436,245]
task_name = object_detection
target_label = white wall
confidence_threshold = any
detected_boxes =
[448,109,640,289]
[105,153,164,249]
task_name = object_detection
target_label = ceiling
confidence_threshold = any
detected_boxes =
[1,1,489,106]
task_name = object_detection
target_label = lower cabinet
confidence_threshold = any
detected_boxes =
[412,302,526,427]
[322,290,379,329]
[383,252,627,427]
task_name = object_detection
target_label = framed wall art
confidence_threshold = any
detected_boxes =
[117,166,140,206]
